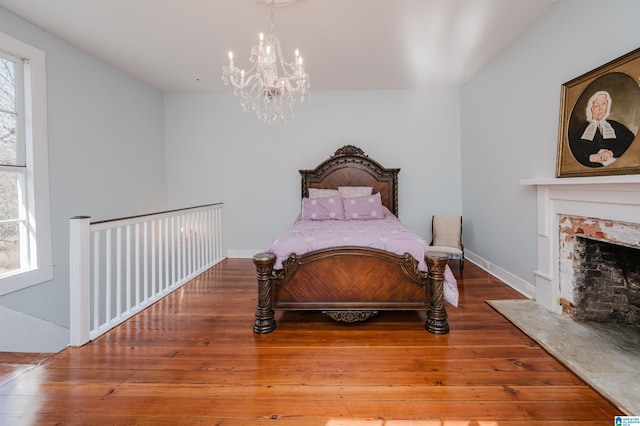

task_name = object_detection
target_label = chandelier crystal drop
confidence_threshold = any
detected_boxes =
[221,2,310,124]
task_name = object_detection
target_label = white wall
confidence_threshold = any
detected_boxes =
[461,0,640,288]
[0,6,168,351]
[164,89,462,253]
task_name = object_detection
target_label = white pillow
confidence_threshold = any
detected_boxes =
[308,188,340,198]
[338,186,373,198]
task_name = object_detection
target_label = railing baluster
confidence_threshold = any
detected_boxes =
[93,232,100,332]
[143,221,149,302]
[192,213,197,274]
[126,224,132,313]
[135,223,140,308]
[171,217,176,288]
[116,226,122,319]
[157,219,163,295]
[206,211,211,264]
[151,219,156,297]
[198,211,204,269]
[164,217,170,293]
[105,228,112,329]
[217,207,223,262]
[178,214,184,283]
[186,214,192,277]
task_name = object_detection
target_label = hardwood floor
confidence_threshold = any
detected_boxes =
[0,259,621,425]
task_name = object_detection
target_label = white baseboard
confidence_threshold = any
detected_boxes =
[465,250,535,299]
[227,249,262,258]
[0,305,69,353]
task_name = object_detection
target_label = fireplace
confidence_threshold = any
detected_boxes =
[521,175,640,314]
[521,174,640,416]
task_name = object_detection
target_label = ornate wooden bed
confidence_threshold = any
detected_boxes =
[253,145,450,334]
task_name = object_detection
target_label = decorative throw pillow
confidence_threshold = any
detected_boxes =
[308,188,340,198]
[343,192,385,220]
[302,195,345,221]
[338,186,373,198]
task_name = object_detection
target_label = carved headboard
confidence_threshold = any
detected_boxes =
[299,145,400,216]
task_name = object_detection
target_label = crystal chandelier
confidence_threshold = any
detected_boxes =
[222,0,310,124]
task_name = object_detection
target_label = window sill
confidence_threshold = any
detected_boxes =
[0,265,54,296]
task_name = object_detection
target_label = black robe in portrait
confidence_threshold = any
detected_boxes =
[569,119,635,167]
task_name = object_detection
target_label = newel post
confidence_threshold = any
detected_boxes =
[69,216,91,346]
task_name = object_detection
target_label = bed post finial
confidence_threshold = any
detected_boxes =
[253,252,277,334]
[333,145,366,157]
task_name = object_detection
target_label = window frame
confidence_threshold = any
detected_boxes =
[0,31,52,296]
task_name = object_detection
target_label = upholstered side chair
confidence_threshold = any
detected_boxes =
[429,215,464,272]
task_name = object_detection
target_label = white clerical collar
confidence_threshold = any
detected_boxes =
[581,119,617,141]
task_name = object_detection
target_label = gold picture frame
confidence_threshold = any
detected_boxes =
[556,47,640,177]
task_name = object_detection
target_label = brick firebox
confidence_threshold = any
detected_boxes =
[572,235,640,327]
[558,216,640,323]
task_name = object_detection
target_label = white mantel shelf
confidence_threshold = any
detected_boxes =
[521,174,640,186]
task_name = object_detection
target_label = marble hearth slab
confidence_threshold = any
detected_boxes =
[487,299,640,415]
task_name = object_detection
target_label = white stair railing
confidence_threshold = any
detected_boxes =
[69,203,223,346]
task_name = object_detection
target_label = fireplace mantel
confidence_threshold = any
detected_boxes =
[521,174,640,186]
[521,175,640,313]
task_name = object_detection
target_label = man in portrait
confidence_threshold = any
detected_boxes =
[569,90,635,167]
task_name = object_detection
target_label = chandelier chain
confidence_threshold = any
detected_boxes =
[270,3,275,36]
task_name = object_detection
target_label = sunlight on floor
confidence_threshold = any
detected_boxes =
[326,420,500,426]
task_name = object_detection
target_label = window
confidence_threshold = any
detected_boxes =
[0,32,52,296]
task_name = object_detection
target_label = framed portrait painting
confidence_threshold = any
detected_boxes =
[556,47,640,177]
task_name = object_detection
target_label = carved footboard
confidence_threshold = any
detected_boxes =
[253,250,450,334]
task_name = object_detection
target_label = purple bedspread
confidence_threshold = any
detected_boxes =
[264,213,459,306]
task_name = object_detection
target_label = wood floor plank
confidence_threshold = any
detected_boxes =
[0,259,622,424]
[0,382,608,404]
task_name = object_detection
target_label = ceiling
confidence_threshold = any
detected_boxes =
[0,0,559,93]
